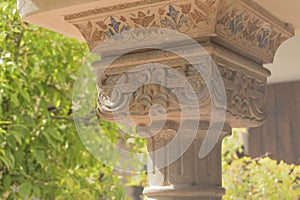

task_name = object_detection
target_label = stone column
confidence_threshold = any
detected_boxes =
[62,0,294,199]
[143,122,231,200]
[88,43,273,199]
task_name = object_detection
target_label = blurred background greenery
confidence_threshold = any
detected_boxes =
[0,0,299,199]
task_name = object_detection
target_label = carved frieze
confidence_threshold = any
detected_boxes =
[215,0,293,63]
[66,0,294,63]
[69,0,217,51]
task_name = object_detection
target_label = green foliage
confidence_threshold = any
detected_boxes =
[0,0,144,199]
[224,157,300,200]
[222,130,300,199]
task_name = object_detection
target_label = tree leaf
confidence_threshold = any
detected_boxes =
[19,181,32,199]
[3,175,12,191]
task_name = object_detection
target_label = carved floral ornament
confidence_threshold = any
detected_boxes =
[66,0,293,63]
[71,0,217,50]
[215,0,292,62]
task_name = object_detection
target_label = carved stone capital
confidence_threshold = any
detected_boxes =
[95,44,269,128]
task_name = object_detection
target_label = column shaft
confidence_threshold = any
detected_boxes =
[144,123,231,200]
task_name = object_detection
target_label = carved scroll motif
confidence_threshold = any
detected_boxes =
[96,60,267,125]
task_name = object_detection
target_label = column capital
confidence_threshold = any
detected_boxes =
[95,43,270,128]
